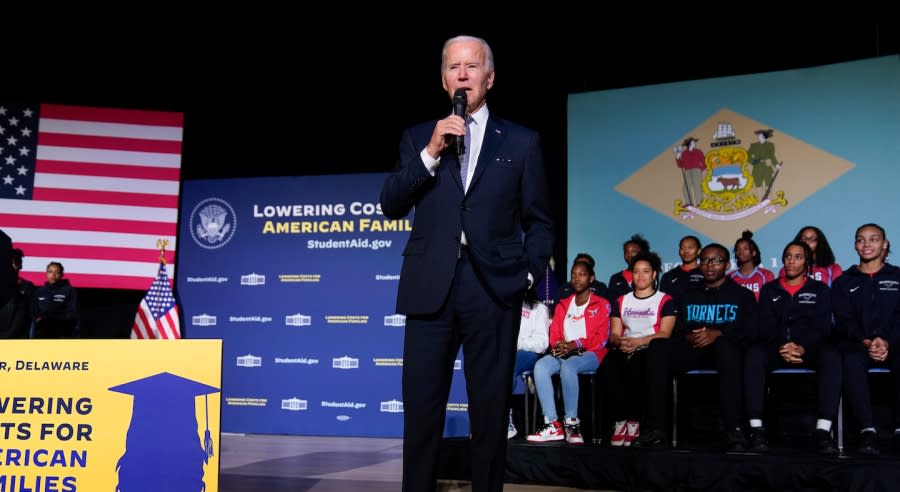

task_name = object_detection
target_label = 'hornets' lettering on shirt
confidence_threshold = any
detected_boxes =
[685,304,738,324]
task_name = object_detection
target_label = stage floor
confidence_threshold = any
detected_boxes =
[219,433,591,491]
[219,433,900,491]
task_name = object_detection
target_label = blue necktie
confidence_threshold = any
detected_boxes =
[460,116,473,189]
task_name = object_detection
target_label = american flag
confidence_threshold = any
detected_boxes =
[132,261,181,339]
[0,102,182,290]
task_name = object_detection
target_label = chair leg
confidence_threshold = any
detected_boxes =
[522,373,531,435]
[837,395,844,454]
[591,376,598,444]
[672,377,679,448]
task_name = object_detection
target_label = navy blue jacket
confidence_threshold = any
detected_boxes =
[757,278,832,349]
[381,115,554,314]
[660,265,705,300]
[831,263,900,345]
[607,271,632,305]
[32,278,79,338]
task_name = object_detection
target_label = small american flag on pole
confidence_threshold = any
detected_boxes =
[132,246,180,339]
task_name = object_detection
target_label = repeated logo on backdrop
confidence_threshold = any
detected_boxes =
[177,174,470,438]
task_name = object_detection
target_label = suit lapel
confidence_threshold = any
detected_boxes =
[467,117,504,195]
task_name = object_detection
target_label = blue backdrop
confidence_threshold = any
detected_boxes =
[177,174,471,437]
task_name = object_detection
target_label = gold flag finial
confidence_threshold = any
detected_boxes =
[156,239,169,265]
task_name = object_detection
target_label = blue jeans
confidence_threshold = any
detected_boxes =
[533,351,599,421]
[512,350,540,392]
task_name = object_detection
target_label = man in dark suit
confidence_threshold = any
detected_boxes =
[381,35,554,492]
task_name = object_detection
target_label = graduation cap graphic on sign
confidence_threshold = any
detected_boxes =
[109,372,219,492]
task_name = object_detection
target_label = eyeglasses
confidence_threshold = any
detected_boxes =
[698,257,727,266]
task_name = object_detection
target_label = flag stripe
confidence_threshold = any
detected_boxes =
[36,160,181,181]
[0,198,176,222]
[160,312,179,339]
[36,145,182,168]
[32,188,179,208]
[7,227,176,250]
[24,271,161,290]
[16,243,174,264]
[138,303,156,338]
[133,304,153,338]
[21,256,174,278]
[35,173,179,195]
[1,103,182,291]
[0,213,176,236]
[41,104,185,128]
[37,133,183,154]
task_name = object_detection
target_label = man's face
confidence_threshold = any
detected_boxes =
[698,248,728,285]
[442,40,494,114]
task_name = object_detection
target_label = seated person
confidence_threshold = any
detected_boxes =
[527,260,610,445]
[659,235,704,300]
[32,262,79,338]
[633,243,758,451]
[607,234,650,302]
[833,223,900,455]
[729,230,774,300]
[605,251,676,446]
[777,226,842,286]
[743,240,840,454]
[558,253,607,301]
[509,286,550,439]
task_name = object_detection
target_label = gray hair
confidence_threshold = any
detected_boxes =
[441,35,494,72]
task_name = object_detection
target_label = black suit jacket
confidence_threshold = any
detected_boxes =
[381,114,554,315]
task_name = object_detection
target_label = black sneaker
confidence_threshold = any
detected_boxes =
[632,428,667,448]
[725,428,746,452]
[893,430,900,454]
[858,430,880,456]
[747,427,769,452]
[813,429,838,456]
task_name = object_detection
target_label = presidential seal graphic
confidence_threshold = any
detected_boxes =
[190,197,237,249]
[616,108,855,243]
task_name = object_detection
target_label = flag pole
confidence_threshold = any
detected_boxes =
[156,239,169,265]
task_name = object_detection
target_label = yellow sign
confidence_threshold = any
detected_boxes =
[0,340,221,491]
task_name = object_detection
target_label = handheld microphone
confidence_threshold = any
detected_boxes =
[452,88,467,155]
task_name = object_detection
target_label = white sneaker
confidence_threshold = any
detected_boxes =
[527,419,565,442]
[564,417,584,445]
[507,412,517,439]
[610,420,628,447]
[624,421,640,447]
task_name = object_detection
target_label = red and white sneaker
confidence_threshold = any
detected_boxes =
[527,419,564,442]
[624,421,640,447]
[565,417,584,445]
[610,420,628,447]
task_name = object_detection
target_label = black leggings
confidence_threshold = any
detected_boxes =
[743,342,842,422]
